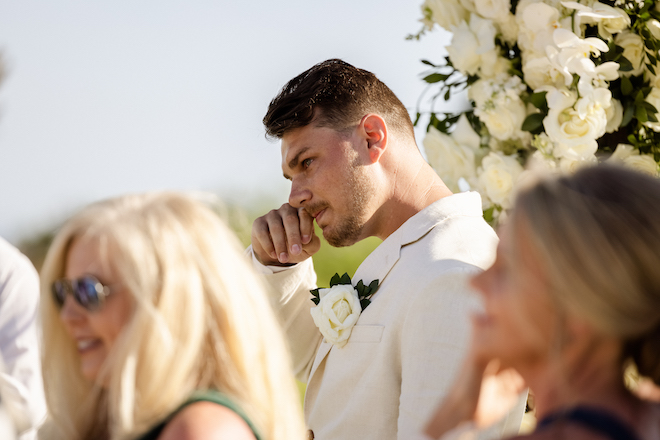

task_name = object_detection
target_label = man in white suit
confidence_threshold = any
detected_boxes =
[250,59,526,439]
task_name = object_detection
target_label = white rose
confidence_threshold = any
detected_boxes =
[559,154,597,173]
[480,50,512,78]
[423,124,478,193]
[310,284,362,348]
[623,155,660,176]
[477,151,524,209]
[608,143,636,162]
[615,31,645,77]
[516,2,562,55]
[563,2,630,39]
[526,149,559,173]
[543,87,608,152]
[495,13,519,46]
[452,113,482,150]
[553,141,598,161]
[605,98,623,133]
[471,75,528,141]
[531,133,556,157]
[479,102,527,141]
[522,55,566,90]
[421,0,469,31]
[594,5,630,39]
[644,87,660,132]
[459,0,476,13]
[446,15,499,77]
[473,0,510,23]
[607,144,660,176]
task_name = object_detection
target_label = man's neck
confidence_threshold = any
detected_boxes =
[367,161,453,241]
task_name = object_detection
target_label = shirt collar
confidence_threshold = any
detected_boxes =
[353,192,484,285]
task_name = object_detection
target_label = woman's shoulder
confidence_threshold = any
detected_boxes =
[507,424,621,440]
[157,400,256,440]
[640,402,660,440]
[508,402,660,440]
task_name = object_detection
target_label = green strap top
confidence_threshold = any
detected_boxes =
[135,390,261,440]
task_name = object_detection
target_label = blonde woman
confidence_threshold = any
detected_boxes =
[425,165,660,439]
[39,192,306,440]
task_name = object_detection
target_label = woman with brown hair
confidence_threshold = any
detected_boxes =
[425,165,660,439]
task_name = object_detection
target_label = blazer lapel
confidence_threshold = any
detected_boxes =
[306,228,404,384]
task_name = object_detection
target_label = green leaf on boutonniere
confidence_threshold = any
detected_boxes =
[354,278,380,311]
[310,288,321,305]
[311,272,380,311]
[329,273,342,286]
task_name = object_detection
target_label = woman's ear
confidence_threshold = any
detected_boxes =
[358,114,388,164]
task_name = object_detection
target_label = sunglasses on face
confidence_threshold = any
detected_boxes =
[52,275,112,311]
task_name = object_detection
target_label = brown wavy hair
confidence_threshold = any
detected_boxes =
[512,165,660,386]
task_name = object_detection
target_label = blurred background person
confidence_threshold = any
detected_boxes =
[38,192,306,440]
[0,237,47,439]
[424,165,660,439]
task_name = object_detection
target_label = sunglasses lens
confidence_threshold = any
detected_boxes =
[74,277,102,310]
[52,280,67,307]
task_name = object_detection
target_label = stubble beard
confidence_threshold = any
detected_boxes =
[322,162,375,248]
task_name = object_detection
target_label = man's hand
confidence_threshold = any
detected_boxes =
[251,203,321,266]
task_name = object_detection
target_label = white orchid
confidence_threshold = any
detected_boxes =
[562,1,630,39]
[546,28,616,89]
[543,86,608,153]
[414,0,660,225]
[553,28,610,59]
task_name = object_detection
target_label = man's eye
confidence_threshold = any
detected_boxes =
[302,158,313,169]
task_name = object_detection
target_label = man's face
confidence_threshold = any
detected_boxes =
[281,123,375,247]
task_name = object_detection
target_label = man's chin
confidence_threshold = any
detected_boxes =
[322,227,360,248]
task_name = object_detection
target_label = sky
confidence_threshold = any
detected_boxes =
[0,1,452,244]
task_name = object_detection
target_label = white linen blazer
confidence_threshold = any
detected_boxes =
[252,193,526,440]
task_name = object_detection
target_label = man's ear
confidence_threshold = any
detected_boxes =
[358,114,388,164]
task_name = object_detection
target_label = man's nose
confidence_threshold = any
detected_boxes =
[289,180,312,208]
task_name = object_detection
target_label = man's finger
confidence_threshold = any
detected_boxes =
[282,206,304,256]
[251,216,278,265]
[265,210,290,263]
[298,207,315,245]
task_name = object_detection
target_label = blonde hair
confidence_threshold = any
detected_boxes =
[511,165,660,385]
[39,192,306,440]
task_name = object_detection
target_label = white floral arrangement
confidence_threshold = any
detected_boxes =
[411,0,660,223]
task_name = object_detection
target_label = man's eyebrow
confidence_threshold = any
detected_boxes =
[283,146,312,180]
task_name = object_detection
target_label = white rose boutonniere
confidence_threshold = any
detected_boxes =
[310,273,379,348]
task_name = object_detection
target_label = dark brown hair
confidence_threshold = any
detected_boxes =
[263,59,414,139]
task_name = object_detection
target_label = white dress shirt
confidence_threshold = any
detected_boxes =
[0,237,47,440]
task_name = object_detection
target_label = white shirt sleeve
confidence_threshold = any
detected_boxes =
[0,238,47,440]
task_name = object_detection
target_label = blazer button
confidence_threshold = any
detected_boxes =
[307,429,314,439]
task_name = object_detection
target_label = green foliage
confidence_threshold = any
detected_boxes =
[310,224,381,287]
[311,270,380,311]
